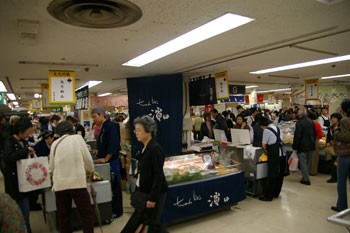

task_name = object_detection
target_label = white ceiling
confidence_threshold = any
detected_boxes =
[0,0,350,107]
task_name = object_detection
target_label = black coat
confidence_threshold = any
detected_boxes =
[199,120,214,140]
[3,136,30,199]
[138,139,168,202]
[292,116,316,153]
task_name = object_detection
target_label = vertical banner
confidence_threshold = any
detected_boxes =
[189,78,216,106]
[245,95,250,104]
[127,74,183,156]
[41,84,50,108]
[257,94,264,104]
[305,79,318,100]
[215,71,229,100]
[48,71,76,104]
[32,99,41,109]
[75,85,89,110]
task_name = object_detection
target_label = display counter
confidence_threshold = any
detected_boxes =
[218,144,267,196]
[160,153,245,223]
[162,171,245,224]
[44,164,113,232]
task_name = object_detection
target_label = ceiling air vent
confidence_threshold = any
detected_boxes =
[47,0,142,29]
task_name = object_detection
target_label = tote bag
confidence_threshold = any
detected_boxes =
[17,157,51,192]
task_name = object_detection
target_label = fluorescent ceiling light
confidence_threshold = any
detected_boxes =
[97,92,112,97]
[6,93,16,101]
[256,88,291,93]
[250,54,350,74]
[123,13,254,67]
[0,81,7,92]
[76,81,102,91]
[321,73,350,80]
[245,85,258,89]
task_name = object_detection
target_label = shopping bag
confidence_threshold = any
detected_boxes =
[288,151,299,172]
[324,146,336,156]
[17,157,51,192]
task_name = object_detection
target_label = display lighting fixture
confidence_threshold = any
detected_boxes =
[34,93,41,98]
[0,80,7,92]
[245,85,258,89]
[97,92,112,97]
[75,81,102,91]
[256,88,291,93]
[123,13,254,67]
[321,73,350,80]
[250,54,350,74]
[6,93,16,101]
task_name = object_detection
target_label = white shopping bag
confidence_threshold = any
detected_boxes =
[288,151,299,172]
[17,157,51,192]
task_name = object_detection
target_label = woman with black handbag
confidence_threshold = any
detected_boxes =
[122,115,168,233]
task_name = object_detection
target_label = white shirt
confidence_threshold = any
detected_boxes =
[49,134,94,191]
[317,115,329,130]
[262,124,283,156]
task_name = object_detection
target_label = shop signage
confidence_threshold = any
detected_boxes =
[32,99,41,109]
[51,107,63,113]
[75,85,89,110]
[189,78,217,106]
[229,85,246,95]
[215,71,229,100]
[48,70,76,104]
[257,94,264,104]
[305,79,318,100]
[245,95,250,104]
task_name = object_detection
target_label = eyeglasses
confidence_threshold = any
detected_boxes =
[133,129,143,134]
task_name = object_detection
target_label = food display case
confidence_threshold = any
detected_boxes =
[161,153,246,224]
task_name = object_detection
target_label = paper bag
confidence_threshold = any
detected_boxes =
[17,157,51,192]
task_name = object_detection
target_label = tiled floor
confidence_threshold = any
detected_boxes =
[1,172,347,233]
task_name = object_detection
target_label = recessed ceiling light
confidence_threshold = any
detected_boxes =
[321,73,350,80]
[123,13,254,67]
[6,93,16,101]
[256,88,291,93]
[0,81,8,92]
[75,81,102,91]
[97,92,112,97]
[250,54,350,74]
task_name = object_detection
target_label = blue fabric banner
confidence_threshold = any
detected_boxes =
[127,74,183,156]
[161,172,246,223]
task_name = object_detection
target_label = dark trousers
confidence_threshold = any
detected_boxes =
[121,193,167,233]
[111,173,123,216]
[264,156,286,199]
[16,196,32,233]
[55,188,94,233]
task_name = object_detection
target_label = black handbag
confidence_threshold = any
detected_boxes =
[130,191,149,212]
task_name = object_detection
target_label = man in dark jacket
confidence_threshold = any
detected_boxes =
[91,107,123,218]
[210,109,229,140]
[292,108,316,185]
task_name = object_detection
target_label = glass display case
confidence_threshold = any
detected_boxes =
[163,153,241,185]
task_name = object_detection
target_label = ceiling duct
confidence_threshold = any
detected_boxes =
[47,0,142,28]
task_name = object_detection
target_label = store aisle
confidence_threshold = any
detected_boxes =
[0,172,346,233]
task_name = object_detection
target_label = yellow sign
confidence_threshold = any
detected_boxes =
[305,79,319,100]
[215,71,229,100]
[48,71,76,104]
